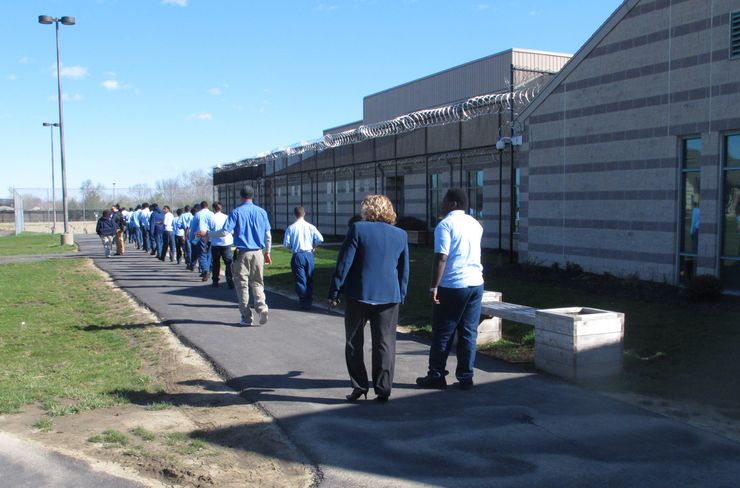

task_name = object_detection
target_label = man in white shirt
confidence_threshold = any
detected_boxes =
[283,206,324,310]
[210,201,234,288]
[159,205,176,262]
[416,188,484,391]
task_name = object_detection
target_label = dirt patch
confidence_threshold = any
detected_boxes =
[0,266,315,488]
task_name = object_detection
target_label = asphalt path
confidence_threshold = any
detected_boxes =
[78,235,740,488]
[0,432,146,488]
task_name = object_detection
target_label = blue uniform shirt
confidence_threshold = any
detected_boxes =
[222,201,271,251]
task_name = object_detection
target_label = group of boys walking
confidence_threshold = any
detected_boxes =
[96,185,485,403]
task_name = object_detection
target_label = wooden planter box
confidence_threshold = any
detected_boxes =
[534,307,624,380]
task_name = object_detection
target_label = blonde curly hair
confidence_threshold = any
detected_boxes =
[360,194,397,225]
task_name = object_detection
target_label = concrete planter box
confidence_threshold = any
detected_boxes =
[405,230,428,245]
[477,291,502,344]
[534,307,624,380]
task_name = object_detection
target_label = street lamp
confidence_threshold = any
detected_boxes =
[112,182,116,202]
[42,122,59,233]
[39,14,75,246]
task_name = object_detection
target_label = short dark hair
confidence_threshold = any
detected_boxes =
[200,201,209,209]
[163,205,170,212]
[240,185,254,199]
[294,206,305,218]
[102,209,110,218]
[444,188,468,212]
[142,202,149,208]
[213,201,222,212]
[176,208,182,216]
[184,205,191,212]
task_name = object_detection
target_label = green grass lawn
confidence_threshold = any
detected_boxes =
[0,232,77,256]
[0,259,161,415]
[266,245,740,416]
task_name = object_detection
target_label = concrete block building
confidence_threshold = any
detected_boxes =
[213,0,740,293]
[519,0,740,292]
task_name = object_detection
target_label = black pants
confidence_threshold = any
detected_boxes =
[344,299,399,397]
[211,245,234,284]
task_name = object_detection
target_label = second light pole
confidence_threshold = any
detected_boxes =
[42,122,59,233]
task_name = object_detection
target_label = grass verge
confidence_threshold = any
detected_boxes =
[0,232,76,256]
[0,258,161,414]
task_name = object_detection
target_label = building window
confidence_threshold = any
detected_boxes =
[466,170,484,220]
[679,137,702,285]
[731,11,740,59]
[721,134,740,292]
[386,176,405,216]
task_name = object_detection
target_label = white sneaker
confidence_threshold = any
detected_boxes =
[239,316,252,327]
[259,311,268,325]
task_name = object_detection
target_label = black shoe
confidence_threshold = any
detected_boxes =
[375,394,389,404]
[345,388,368,402]
[458,381,474,391]
[227,281,235,289]
[416,375,447,389]
[201,272,209,282]
[212,281,219,288]
[158,257,164,261]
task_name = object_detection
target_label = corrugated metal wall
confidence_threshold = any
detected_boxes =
[362,49,571,124]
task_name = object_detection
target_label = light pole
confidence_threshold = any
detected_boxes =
[42,122,59,234]
[112,182,116,202]
[39,14,75,246]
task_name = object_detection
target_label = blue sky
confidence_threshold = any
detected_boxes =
[2,0,622,192]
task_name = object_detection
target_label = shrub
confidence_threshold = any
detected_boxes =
[565,261,583,275]
[685,274,723,302]
[395,216,427,231]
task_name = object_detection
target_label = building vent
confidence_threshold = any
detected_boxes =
[732,11,740,58]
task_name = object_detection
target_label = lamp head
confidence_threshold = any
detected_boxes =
[60,16,75,25]
[43,122,60,127]
[38,15,54,24]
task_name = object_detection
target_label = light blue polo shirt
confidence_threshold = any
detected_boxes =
[435,210,484,288]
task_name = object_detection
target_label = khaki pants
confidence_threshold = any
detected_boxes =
[115,229,125,255]
[232,250,268,321]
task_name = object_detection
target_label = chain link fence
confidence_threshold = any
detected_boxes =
[2,185,214,235]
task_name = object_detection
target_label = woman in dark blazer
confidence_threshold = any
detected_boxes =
[329,195,410,403]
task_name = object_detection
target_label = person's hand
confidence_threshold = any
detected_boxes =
[195,230,205,237]
[430,287,440,304]
[264,252,272,265]
[328,298,340,310]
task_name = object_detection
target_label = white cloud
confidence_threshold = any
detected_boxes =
[102,80,121,90]
[186,112,212,121]
[315,3,339,11]
[7,74,17,81]
[53,65,89,80]
[18,57,30,64]
[475,3,490,10]
[529,10,543,16]
[207,87,222,96]
[162,0,187,6]
[103,70,117,77]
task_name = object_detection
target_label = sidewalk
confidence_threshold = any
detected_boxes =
[79,235,740,488]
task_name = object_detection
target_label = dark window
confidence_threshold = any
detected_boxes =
[679,138,702,284]
[732,11,740,59]
[721,134,740,292]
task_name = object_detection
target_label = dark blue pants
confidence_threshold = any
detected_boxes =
[141,226,149,251]
[192,239,211,274]
[160,231,175,261]
[427,284,484,383]
[182,237,191,266]
[133,226,142,248]
[211,245,233,284]
[290,251,314,309]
